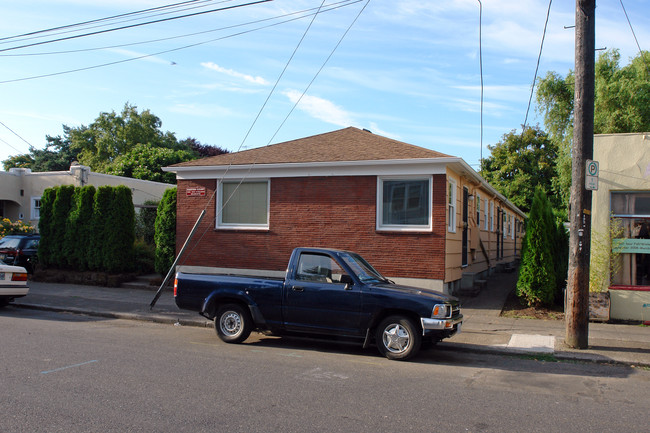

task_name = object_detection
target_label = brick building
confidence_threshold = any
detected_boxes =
[165,127,524,295]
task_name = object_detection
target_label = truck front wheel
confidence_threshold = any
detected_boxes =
[375,315,421,360]
[215,304,252,344]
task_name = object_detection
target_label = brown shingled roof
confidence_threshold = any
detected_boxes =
[172,127,452,167]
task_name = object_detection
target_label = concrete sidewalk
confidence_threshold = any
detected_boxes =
[9,273,650,367]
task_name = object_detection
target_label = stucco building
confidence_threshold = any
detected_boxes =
[0,164,173,227]
[165,127,525,295]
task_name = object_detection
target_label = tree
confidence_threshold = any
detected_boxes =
[49,185,75,268]
[481,126,560,214]
[89,186,114,271]
[64,185,96,270]
[103,185,135,273]
[516,188,556,307]
[536,49,650,208]
[154,188,177,275]
[2,154,34,171]
[2,132,79,172]
[37,187,57,267]
[180,137,229,158]
[105,143,194,183]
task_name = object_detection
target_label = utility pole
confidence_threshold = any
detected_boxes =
[566,0,595,349]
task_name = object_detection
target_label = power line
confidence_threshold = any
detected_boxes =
[0,0,217,42]
[619,0,649,77]
[0,0,357,58]
[0,1,361,84]
[0,119,34,154]
[522,0,552,132]
[0,0,272,53]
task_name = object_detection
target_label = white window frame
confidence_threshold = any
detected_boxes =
[31,196,42,220]
[448,178,457,233]
[216,179,270,230]
[377,176,432,232]
[503,212,508,238]
[484,198,489,230]
[489,201,494,232]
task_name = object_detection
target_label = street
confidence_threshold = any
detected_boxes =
[2,307,649,433]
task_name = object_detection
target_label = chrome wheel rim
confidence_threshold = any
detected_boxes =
[382,323,411,353]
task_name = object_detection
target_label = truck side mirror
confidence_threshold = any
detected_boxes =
[340,274,354,290]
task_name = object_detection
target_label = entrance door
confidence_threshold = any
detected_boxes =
[462,187,468,267]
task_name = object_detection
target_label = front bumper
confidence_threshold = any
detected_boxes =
[420,314,463,335]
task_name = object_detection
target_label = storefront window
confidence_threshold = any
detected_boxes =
[610,192,650,286]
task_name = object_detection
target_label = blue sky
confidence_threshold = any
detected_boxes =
[0,0,647,170]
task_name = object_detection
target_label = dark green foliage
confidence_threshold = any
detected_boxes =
[37,187,58,267]
[89,186,114,271]
[154,188,177,275]
[103,186,135,273]
[133,239,155,274]
[50,185,75,268]
[553,221,569,301]
[64,186,96,270]
[135,200,159,245]
[516,188,556,307]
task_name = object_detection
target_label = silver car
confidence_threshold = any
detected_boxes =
[0,264,29,307]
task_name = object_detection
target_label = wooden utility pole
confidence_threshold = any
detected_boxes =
[566,0,595,349]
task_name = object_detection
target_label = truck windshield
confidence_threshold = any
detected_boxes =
[339,252,388,283]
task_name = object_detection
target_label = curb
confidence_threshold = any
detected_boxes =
[12,303,213,328]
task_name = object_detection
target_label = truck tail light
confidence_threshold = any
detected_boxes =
[174,278,178,297]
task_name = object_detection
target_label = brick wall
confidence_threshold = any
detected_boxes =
[176,175,447,280]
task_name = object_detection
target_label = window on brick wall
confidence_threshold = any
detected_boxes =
[484,198,489,230]
[377,177,432,231]
[448,178,457,233]
[217,180,269,229]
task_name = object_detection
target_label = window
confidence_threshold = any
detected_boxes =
[476,193,481,227]
[503,212,507,238]
[448,178,457,233]
[217,180,269,229]
[31,197,41,219]
[484,198,489,230]
[489,201,494,232]
[296,253,349,284]
[377,177,431,231]
[511,217,516,239]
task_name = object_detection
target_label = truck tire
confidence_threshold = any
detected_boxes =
[375,315,421,360]
[215,304,252,344]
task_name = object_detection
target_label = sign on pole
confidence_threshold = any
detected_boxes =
[586,159,598,191]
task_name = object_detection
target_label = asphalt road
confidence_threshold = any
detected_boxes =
[2,307,649,433]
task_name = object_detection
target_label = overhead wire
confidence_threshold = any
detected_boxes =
[0,1,358,58]
[0,0,272,53]
[522,0,552,132]
[0,1,361,84]
[0,0,216,42]
[618,0,649,77]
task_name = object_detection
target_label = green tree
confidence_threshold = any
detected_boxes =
[68,103,183,173]
[2,154,34,171]
[89,186,114,270]
[536,49,650,208]
[103,185,135,273]
[516,188,556,307]
[2,132,79,172]
[154,188,177,275]
[105,143,194,183]
[37,187,58,267]
[64,186,96,270]
[50,185,76,268]
[481,126,560,214]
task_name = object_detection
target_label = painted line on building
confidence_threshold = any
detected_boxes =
[41,360,98,375]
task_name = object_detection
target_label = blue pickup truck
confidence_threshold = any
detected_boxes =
[174,247,462,360]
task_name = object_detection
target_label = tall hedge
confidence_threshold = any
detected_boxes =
[50,185,75,268]
[516,188,556,307]
[64,185,96,270]
[37,187,58,267]
[154,188,177,275]
[89,186,114,271]
[103,185,135,273]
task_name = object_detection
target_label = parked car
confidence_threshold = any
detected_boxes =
[0,234,40,273]
[0,264,29,307]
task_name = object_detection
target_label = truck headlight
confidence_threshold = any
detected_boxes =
[432,304,449,319]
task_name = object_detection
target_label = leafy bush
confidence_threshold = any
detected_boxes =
[103,185,135,272]
[37,187,58,267]
[133,238,155,274]
[516,188,556,307]
[64,185,96,270]
[135,200,158,245]
[0,218,35,238]
[154,188,177,275]
[89,186,114,271]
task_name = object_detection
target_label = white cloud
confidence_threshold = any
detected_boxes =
[283,89,354,127]
[201,62,269,85]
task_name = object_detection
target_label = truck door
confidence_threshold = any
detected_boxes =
[283,252,362,336]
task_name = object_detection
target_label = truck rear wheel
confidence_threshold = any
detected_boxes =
[215,304,252,344]
[375,315,421,360]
